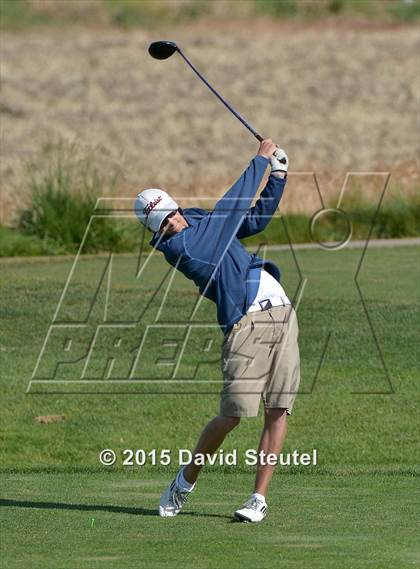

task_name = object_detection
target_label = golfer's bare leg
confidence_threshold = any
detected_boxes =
[183,415,240,484]
[254,407,287,497]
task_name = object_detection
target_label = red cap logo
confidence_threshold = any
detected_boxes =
[143,195,163,216]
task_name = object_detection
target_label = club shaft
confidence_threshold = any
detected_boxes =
[177,48,264,142]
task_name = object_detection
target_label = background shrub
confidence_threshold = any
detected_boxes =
[16,143,138,254]
[1,142,417,257]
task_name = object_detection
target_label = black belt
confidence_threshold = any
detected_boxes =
[258,299,274,311]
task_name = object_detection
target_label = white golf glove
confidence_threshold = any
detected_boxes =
[270,148,288,174]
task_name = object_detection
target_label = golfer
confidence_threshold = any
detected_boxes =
[135,139,300,522]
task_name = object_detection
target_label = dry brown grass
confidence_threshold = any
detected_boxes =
[0,22,418,224]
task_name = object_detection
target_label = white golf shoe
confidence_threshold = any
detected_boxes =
[158,474,193,517]
[234,495,268,523]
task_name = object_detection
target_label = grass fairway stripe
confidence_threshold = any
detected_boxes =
[0,245,418,567]
[1,472,418,569]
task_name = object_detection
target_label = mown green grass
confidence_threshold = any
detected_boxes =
[1,471,418,569]
[0,246,418,469]
[0,246,418,567]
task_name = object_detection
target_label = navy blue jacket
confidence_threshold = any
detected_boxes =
[150,155,286,334]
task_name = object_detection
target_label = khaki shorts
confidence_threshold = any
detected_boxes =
[220,304,300,417]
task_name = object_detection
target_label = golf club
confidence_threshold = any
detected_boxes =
[148,40,264,142]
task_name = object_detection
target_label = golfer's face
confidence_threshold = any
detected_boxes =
[160,210,188,236]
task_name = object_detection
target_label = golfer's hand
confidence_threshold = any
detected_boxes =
[270,148,288,177]
[257,139,278,159]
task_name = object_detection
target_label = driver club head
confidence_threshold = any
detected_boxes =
[148,41,178,60]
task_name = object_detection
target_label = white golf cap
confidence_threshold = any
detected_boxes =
[134,188,179,233]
